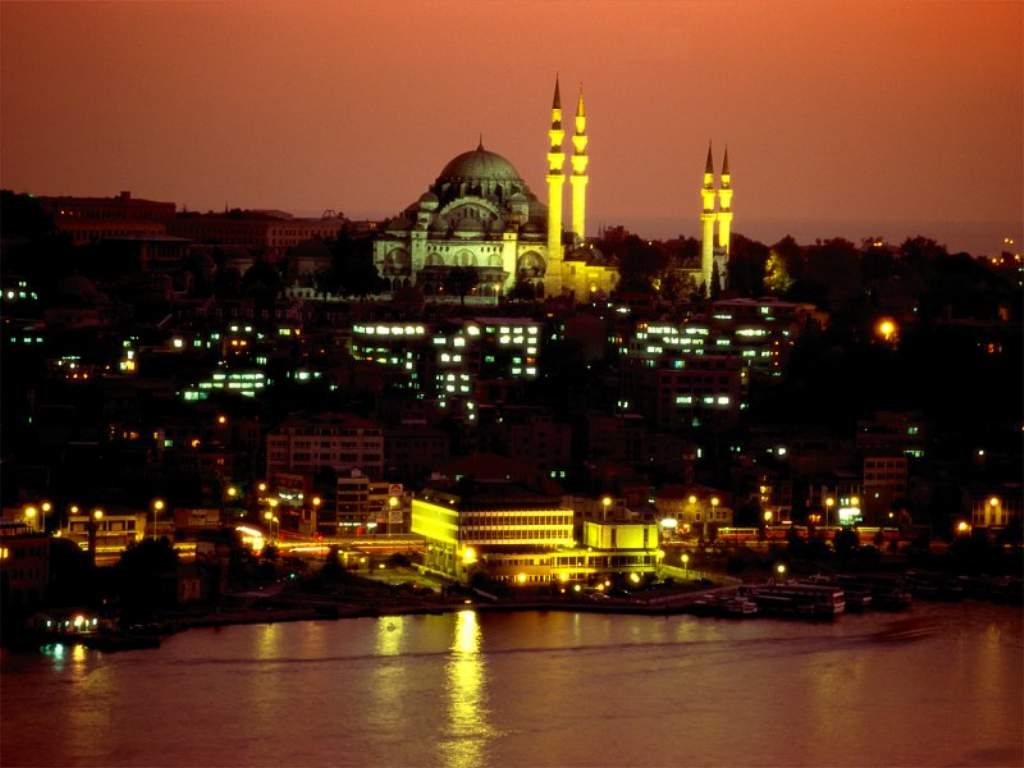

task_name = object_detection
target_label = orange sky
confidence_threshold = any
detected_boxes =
[2,1,1021,253]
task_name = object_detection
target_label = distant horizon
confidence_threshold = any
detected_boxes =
[9,183,1019,258]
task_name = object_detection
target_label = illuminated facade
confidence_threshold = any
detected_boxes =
[699,144,732,292]
[373,78,617,303]
[411,487,662,585]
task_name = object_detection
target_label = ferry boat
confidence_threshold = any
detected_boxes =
[744,584,846,618]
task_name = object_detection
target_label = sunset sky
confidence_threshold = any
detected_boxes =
[2,1,1021,253]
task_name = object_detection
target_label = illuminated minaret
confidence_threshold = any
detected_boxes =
[716,146,732,257]
[570,84,589,241]
[545,76,566,295]
[700,142,717,290]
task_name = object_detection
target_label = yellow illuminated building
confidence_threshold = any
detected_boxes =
[373,77,617,303]
[411,488,662,584]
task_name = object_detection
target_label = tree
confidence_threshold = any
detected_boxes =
[116,538,180,618]
[213,266,242,299]
[709,261,723,300]
[727,234,769,297]
[241,261,281,316]
[312,267,339,302]
[508,279,537,302]
[443,267,480,305]
[329,230,383,297]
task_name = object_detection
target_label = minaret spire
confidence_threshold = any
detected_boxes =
[700,142,717,293]
[545,75,566,297]
[716,146,733,272]
[570,82,589,241]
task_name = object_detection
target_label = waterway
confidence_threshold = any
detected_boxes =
[2,603,1021,767]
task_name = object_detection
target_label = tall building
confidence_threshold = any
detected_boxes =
[698,144,733,292]
[372,78,617,303]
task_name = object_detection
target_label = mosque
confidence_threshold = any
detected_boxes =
[373,78,731,302]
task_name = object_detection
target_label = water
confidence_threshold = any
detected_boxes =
[2,603,1021,767]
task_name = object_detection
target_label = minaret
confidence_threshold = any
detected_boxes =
[545,76,566,296]
[716,146,732,255]
[570,84,589,241]
[700,142,717,291]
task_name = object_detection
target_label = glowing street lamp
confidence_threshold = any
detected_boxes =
[93,509,104,521]
[825,497,835,528]
[876,318,898,343]
[776,563,787,579]
[151,499,165,540]
[24,506,38,531]
[681,552,690,574]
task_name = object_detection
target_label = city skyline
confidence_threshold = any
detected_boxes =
[2,0,1021,254]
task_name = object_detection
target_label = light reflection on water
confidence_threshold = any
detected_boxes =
[1,603,1021,768]
[443,610,494,768]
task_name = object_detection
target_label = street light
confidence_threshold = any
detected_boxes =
[876,318,897,342]
[681,552,690,574]
[386,496,397,535]
[825,497,835,528]
[151,499,165,540]
[776,563,787,579]
[93,509,104,521]
[263,511,279,543]
[24,506,38,531]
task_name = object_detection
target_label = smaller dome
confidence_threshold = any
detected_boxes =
[385,214,413,232]
[418,192,439,211]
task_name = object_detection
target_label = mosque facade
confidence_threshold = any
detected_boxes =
[373,78,731,302]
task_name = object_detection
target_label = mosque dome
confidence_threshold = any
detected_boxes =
[437,144,524,183]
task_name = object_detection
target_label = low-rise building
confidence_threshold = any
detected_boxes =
[411,485,662,585]
[0,525,50,606]
[63,510,146,556]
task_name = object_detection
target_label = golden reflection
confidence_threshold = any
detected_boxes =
[372,617,408,731]
[256,623,280,659]
[72,644,86,664]
[444,610,493,768]
[375,616,405,657]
